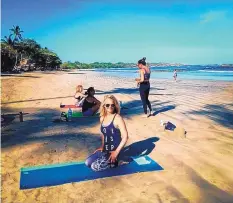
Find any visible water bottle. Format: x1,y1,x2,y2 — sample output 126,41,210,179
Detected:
19,112,23,122
160,120,164,126
68,108,72,121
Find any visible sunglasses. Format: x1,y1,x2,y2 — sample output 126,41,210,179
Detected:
105,104,115,108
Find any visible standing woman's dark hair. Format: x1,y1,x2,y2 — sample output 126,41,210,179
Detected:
138,57,147,66
135,57,153,117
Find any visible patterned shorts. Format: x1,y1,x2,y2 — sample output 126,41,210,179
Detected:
85,151,118,172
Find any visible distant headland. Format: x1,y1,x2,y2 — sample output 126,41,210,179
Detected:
61,61,233,70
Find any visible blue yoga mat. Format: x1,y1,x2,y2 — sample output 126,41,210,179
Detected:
20,156,163,189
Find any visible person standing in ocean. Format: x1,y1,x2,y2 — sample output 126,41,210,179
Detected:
173,69,177,81
135,57,153,117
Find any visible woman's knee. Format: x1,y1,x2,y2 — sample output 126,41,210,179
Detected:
85,151,101,167
85,153,97,167
85,157,92,168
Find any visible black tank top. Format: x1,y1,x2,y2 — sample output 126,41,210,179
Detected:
82,98,95,112
76,96,84,101
144,68,151,81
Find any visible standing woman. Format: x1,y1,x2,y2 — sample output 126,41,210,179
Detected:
135,57,153,117
85,95,128,171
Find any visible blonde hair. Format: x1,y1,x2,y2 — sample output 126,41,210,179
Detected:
99,95,120,117
76,85,83,93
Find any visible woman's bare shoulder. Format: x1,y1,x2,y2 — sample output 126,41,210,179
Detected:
115,114,124,122
100,116,104,123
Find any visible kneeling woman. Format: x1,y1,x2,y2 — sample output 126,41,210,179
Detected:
82,87,101,116
85,95,128,172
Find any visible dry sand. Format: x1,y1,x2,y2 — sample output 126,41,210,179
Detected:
1,70,233,203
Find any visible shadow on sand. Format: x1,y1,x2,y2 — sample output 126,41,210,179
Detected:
95,87,161,95
1,96,73,105
186,104,233,128
1,107,100,149
68,72,86,75
119,137,160,162
1,74,40,78
152,105,176,116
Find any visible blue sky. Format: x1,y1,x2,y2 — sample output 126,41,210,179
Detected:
2,0,233,64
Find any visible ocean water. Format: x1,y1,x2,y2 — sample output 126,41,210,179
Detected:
93,66,233,81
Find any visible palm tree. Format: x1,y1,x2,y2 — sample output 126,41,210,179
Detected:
10,25,23,43
7,25,24,67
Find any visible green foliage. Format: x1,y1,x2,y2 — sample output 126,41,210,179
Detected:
1,25,62,72
61,61,134,69
33,48,62,69
1,42,17,72
61,62,77,69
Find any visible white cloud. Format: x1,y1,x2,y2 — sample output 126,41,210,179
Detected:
200,10,227,24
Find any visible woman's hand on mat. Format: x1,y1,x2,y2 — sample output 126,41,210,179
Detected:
109,150,119,163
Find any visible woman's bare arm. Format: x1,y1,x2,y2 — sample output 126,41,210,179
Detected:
93,97,101,105
135,69,144,83
74,92,85,99
139,69,145,82
114,115,128,155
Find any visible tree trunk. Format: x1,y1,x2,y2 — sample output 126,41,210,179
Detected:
15,53,18,67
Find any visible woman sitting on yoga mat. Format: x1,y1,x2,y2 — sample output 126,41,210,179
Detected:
74,85,85,106
85,95,129,172
135,57,153,118
82,87,101,116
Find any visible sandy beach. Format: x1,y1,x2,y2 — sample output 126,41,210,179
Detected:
1,70,233,203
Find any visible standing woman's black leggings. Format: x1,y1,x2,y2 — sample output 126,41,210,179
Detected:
139,82,152,114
